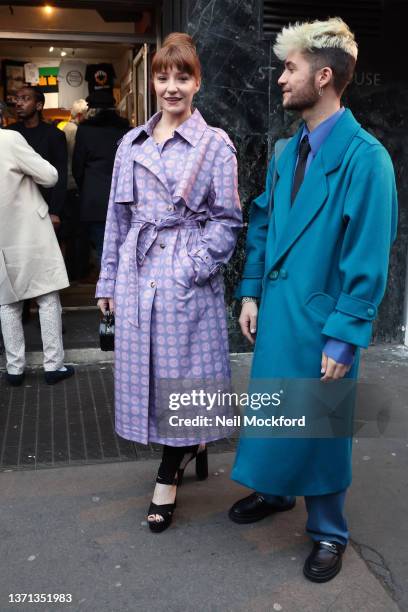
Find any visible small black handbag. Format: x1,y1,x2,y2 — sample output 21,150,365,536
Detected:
99,311,115,351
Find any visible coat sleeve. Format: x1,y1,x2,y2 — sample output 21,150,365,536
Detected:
95,142,131,298
234,155,275,298
190,143,242,286
322,144,398,348
48,128,68,216
12,131,58,187
72,126,85,189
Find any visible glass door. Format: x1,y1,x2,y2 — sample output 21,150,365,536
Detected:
132,43,153,126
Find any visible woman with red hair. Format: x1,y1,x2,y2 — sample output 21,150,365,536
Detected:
96,33,242,532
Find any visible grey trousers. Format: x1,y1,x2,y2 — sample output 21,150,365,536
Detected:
0,291,64,374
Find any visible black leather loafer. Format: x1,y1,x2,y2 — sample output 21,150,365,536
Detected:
303,540,345,583
5,372,25,387
44,365,75,385
228,492,296,524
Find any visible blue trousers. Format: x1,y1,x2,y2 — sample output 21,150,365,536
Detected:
262,489,348,547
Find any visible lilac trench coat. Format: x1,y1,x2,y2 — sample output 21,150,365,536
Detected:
96,109,242,446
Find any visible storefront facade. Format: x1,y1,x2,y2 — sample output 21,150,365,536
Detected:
182,0,408,345
0,0,406,344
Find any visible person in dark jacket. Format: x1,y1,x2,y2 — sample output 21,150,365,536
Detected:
8,85,68,231
72,95,130,265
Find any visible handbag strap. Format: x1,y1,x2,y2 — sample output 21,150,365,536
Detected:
267,137,291,217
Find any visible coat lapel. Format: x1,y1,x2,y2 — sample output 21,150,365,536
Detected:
268,109,361,272
114,127,143,204
270,152,328,270
171,145,203,205
272,131,301,239
170,110,208,205
114,114,172,203
131,136,172,195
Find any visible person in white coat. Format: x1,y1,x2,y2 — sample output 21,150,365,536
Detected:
0,114,75,386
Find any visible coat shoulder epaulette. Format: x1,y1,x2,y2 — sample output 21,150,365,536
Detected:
207,126,237,154
356,127,382,148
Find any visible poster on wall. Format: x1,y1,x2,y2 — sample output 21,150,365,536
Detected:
1,61,59,107
1,59,25,106
37,67,59,93
24,62,40,85
37,67,59,109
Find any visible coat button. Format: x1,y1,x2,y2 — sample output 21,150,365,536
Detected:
167,205,173,211
269,270,279,280
150,281,156,288
367,307,375,316
160,243,166,249
280,269,288,279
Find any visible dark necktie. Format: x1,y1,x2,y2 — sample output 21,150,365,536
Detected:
291,135,311,204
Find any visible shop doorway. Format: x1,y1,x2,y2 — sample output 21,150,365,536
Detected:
0,1,158,309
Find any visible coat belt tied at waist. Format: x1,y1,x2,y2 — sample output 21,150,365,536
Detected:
126,214,203,327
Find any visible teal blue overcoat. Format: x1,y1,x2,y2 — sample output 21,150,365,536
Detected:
232,109,398,496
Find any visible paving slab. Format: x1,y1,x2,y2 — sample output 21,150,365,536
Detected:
1,345,407,610
0,454,399,612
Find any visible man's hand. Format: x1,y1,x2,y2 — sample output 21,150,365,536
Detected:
97,298,115,314
50,214,61,230
239,301,258,345
321,352,351,382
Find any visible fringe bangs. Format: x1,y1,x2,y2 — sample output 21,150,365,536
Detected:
151,44,201,80
273,17,358,61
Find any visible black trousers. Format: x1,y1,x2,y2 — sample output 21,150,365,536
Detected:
157,444,199,485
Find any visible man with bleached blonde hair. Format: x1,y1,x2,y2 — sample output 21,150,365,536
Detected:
229,18,397,582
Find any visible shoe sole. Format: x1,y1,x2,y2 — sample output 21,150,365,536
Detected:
228,500,296,524
303,559,342,583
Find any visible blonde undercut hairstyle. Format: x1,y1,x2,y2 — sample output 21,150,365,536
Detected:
274,17,358,95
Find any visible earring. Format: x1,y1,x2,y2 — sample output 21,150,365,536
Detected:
318,86,324,97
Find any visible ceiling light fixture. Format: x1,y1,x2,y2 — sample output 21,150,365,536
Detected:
61,50,67,57
49,46,54,52
43,5,53,15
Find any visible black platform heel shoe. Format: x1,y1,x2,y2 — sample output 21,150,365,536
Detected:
177,446,208,486
147,478,177,533
147,501,176,533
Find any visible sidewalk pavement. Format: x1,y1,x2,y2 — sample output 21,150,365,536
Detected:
1,344,408,611
0,455,400,612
